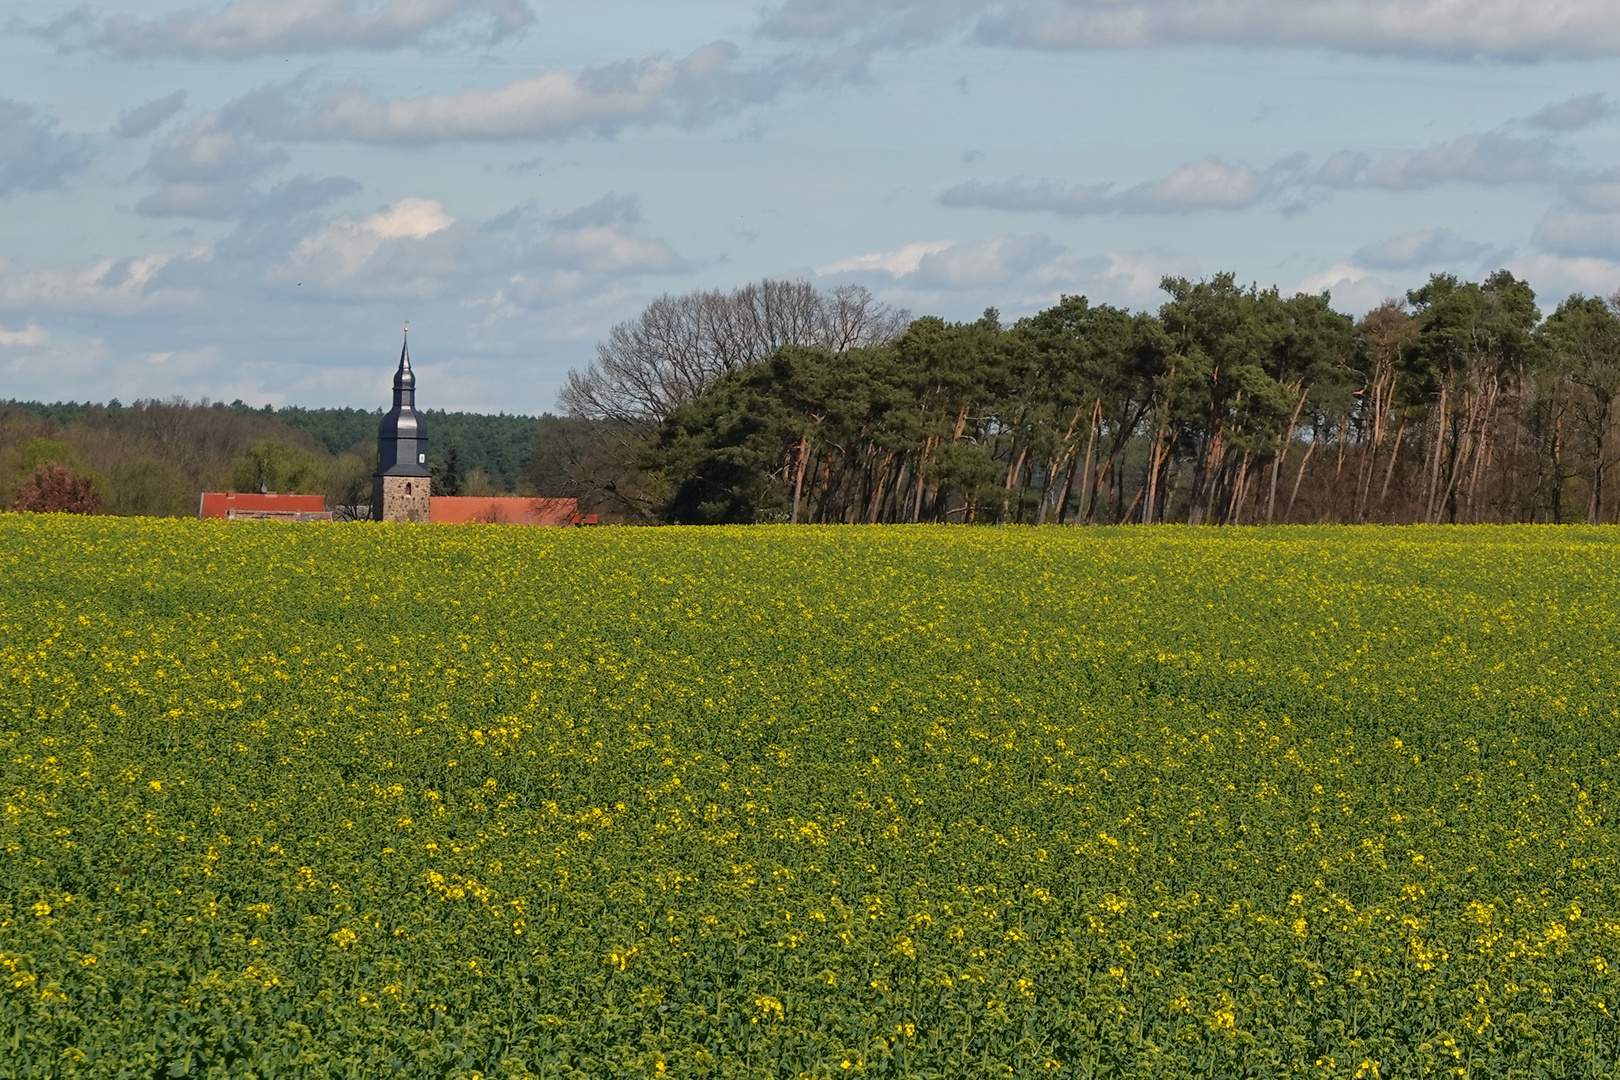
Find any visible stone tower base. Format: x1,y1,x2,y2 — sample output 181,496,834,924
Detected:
373,474,430,523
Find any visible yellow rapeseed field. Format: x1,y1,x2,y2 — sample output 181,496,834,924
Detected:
2,517,1618,1077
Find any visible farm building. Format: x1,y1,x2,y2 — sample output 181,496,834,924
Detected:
198,492,331,521
429,497,584,526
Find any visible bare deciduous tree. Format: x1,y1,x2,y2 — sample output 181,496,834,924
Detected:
560,280,910,423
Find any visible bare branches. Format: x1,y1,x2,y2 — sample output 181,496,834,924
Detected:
559,280,909,423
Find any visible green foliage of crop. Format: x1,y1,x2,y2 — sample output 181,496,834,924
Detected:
2,519,1619,1078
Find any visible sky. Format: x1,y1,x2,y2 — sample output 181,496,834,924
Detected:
5,1,1620,413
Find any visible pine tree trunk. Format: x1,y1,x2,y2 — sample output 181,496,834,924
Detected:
1379,422,1405,511
1286,439,1317,521
1076,400,1101,524
790,435,810,524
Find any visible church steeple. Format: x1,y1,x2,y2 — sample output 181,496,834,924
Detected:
373,326,432,522
376,327,429,477
393,332,416,395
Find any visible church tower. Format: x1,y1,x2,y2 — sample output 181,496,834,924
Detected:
373,329,431,522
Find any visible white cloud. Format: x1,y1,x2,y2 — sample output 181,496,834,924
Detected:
0,188,688,408
0,322,47,347
364,198,455,240
818,235,1067,292
550,192,642,230
1533,206,1620,259
274,197,454,288
544,227,678,273
114,91,187,139
1294,262,1401,315
0,337,111,396
0,254,200,314
0,100,91,198
136,112,297,219
139,183,227,219
61,0,533,58
1565,168,1620,212
1296,262,1373,292
1119,157,1259,211
1292,132,1563,195
1304,131,1562,198
266,192,686,304
0,332,255,406
1313,152,1365,188
1529,93,1612,132
146,114,287,184
762,0,1620,59
817,240,954,275
816,236,1213,317
982,0,1620,60
941,157,1261,217
144,345,222,375
1103,251,1200,297
237,41,800,144
908,235,1064,289
1354,228,1492,269
1353,132,1555,190
1505,253,1620,298
1231,132,1561,200
762,0,985,43
940,131,1561,224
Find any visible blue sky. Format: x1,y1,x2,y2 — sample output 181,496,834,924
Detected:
5,0,1620,412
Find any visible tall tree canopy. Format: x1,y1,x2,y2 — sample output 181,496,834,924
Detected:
560,279,911,425
623,271,1620,525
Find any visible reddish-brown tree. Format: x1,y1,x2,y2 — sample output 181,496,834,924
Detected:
11,462,101,514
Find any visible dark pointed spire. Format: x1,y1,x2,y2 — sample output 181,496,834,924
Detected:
395,323,415,391
375,322,429,477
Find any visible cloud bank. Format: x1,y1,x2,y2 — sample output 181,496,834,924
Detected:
1321,132,1556,190
248,191,684,304
37,0,532,57
1353,228,1492,269
225,42,807,144
765,0,1620,60
816,233,1199,306
0,252,202,314
942,157,1263,216
943,129,1565,222
135,112,303,219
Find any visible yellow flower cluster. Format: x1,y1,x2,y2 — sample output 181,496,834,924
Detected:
1,516,1618,1076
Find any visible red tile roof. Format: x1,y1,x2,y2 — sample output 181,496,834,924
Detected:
429,496,579,526
199,492,329,520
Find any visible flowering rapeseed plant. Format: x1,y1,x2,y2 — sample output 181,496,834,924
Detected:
1,517,1619,1076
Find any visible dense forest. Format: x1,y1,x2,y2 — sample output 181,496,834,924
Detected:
222,403,541,490
559,272,1620,526
0,399,550,517
9,271,1620,525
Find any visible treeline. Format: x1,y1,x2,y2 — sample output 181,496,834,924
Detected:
222,403,540,491
1,400,335,517
0,399,553,517
14,271,1620,526
560,273,1620,526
